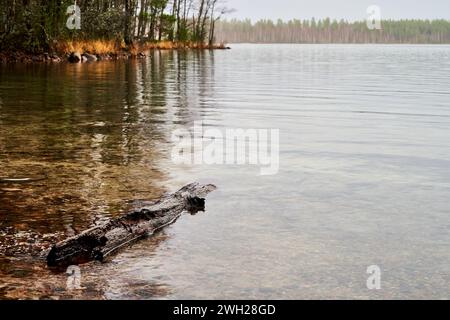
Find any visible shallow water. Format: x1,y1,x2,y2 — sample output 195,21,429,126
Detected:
0,44,449,299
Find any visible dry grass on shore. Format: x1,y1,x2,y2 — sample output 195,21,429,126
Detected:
55,39,120,55
54,39,228,56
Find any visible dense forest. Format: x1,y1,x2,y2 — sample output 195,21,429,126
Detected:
215,19,450,44
0,0,231,52
2,2,450,54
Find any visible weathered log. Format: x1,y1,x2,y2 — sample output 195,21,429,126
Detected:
47,183,216,267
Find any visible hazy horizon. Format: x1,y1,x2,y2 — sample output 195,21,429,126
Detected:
225,0,450,22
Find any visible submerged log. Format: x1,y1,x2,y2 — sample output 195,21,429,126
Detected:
47,183,216,267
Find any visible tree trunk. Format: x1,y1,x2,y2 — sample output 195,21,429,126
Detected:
124,0,133,45
46,183,217,267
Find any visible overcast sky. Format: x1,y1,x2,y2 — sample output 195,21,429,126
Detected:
225,0,450,21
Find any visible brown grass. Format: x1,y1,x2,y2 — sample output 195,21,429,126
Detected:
54,39,122,55
53,39,228,56
135,41,227,51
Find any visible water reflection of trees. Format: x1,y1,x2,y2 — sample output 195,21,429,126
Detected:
0,51,217,238
0,51,217,300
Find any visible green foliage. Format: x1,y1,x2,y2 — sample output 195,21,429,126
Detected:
0,0,225,52
81,8,124,40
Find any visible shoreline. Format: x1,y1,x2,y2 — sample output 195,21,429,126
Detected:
0,41,231,64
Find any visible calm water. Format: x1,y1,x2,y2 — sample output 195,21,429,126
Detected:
0,44,449,299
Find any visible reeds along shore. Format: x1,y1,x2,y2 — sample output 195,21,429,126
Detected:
0,40,231,64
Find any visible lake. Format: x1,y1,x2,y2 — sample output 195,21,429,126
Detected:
0,44,449,299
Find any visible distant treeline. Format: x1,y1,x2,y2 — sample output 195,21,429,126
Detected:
0,0,230,52
215,18,450,44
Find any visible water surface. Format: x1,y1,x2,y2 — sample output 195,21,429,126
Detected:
0,44,449,299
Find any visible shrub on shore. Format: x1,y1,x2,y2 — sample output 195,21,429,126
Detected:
0,40,230,64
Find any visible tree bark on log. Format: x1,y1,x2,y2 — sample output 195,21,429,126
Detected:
47,183,216,267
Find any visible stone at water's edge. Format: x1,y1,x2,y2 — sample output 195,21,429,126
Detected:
68,52,101,63
82,53,98,62
68,52,81,63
